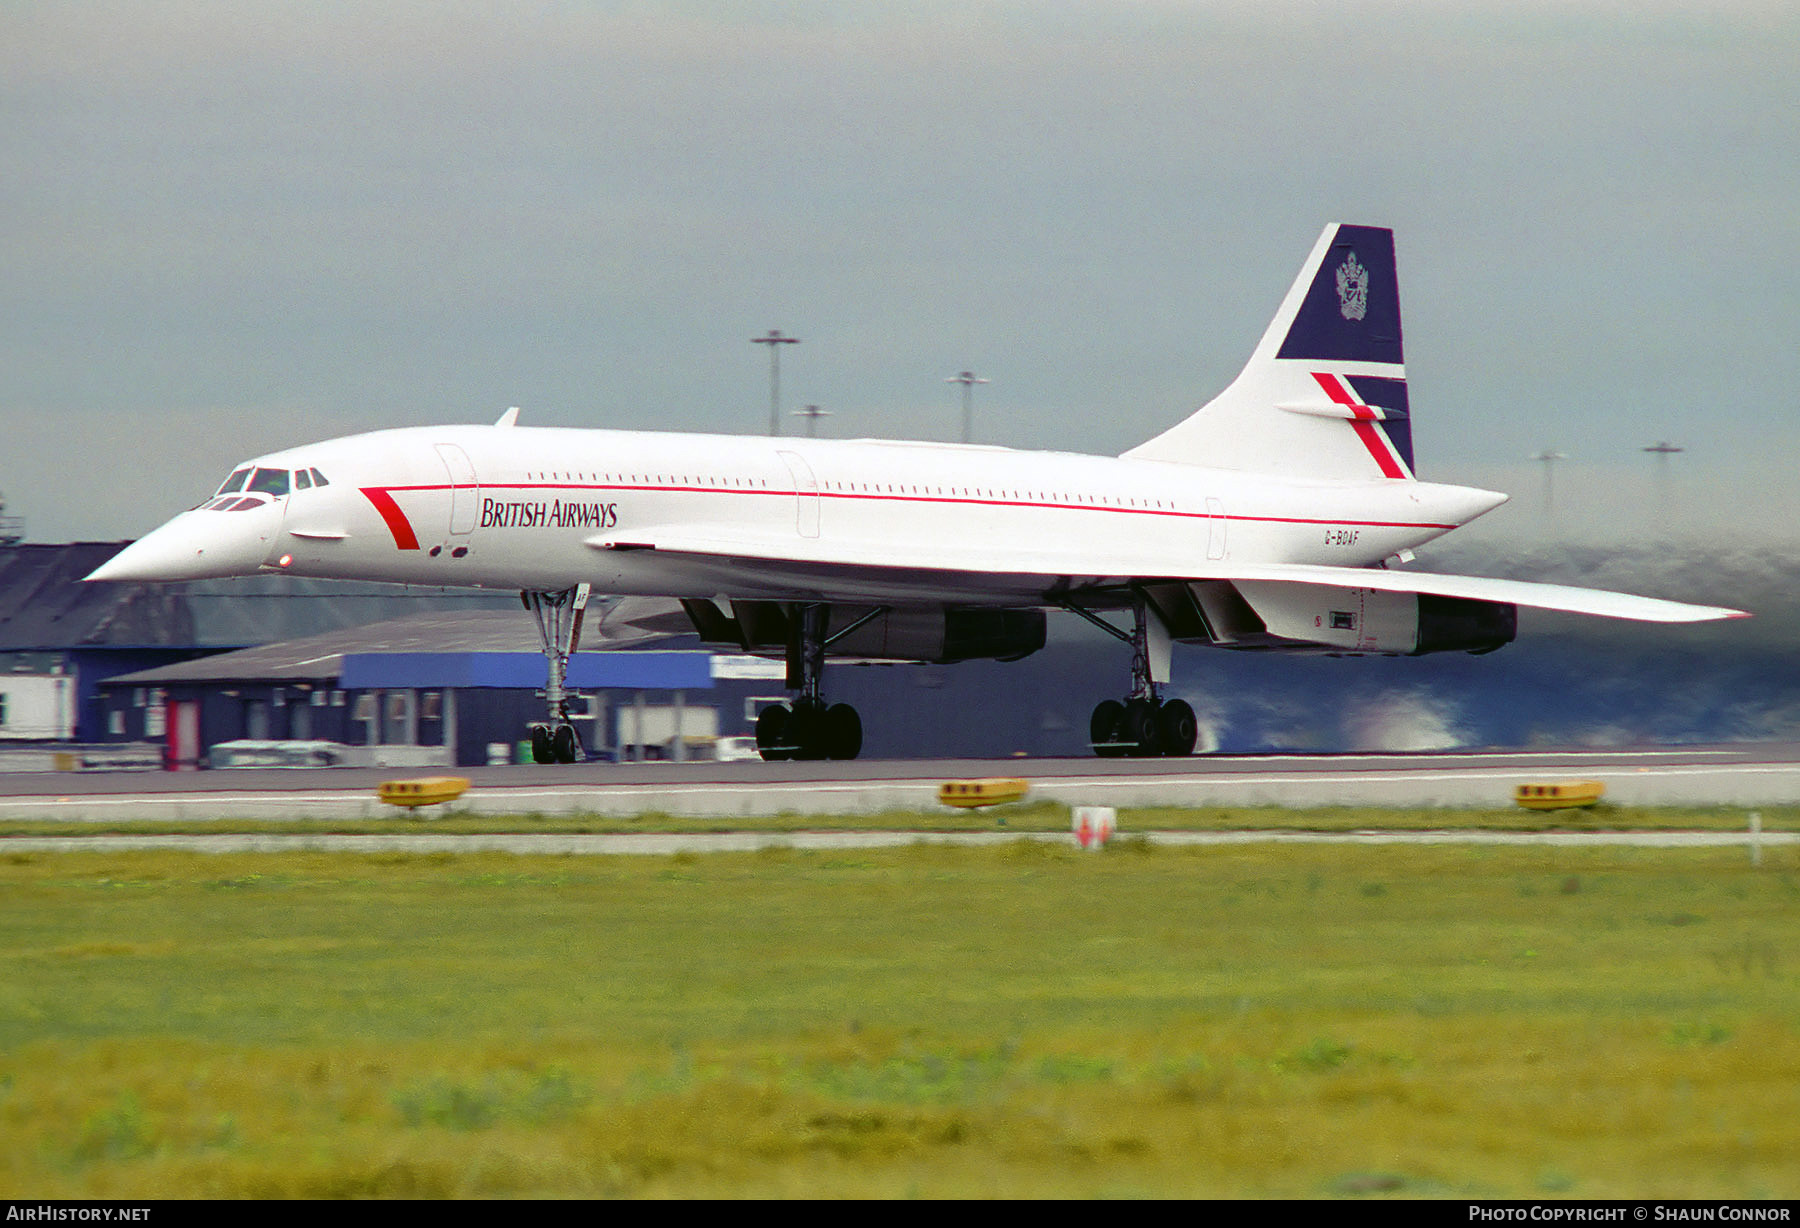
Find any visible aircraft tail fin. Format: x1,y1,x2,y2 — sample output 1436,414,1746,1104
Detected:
1124,223,1415,480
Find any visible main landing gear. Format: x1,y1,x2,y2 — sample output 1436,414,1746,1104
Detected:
1087,695,1198,759
1062,590,1199,759
524,585,589,764
754,602,866,761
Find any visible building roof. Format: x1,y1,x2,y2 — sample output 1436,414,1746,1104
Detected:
0,541,519,652
177,573,520,647
0,542,192,650
340,651,713,690
99,608,710,689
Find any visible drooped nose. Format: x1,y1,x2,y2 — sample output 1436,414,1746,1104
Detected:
84,505,281,582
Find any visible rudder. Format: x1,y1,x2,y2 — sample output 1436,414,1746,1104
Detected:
1276,223,1403,365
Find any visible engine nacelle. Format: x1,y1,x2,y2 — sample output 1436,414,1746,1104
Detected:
1215,583,1516,655
1414,594,1516,655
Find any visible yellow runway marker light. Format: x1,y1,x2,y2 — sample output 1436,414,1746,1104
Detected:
1513,780,1605,810
378,776,471,809
937,778,1029,809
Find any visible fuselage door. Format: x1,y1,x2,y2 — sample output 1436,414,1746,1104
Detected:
777,450,821,539
1206,497,1228,560
434,443,480,537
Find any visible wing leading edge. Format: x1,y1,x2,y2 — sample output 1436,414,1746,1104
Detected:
586,529,1745,624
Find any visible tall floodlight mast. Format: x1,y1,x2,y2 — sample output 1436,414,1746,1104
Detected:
1531,449,1567,514
792,404,832,437
946,370,988,444
752,330,801,436
1642,439,1684,520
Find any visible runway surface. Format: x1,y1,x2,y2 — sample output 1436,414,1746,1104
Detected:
1,743,1797,822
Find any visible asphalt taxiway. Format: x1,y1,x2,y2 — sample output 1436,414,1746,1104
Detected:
1,743,1797,823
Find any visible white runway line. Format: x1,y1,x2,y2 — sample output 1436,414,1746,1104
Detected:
1,829,1794,855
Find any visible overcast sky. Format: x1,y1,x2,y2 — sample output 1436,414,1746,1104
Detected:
4,1,1797,545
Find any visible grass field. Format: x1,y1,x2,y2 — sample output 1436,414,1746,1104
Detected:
2,835,1797,1198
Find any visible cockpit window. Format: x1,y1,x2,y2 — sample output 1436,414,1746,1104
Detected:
216,467,252,496
293,469,313,491
247,467,290,497
309,468,330,487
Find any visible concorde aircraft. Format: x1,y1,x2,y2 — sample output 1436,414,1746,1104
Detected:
87,224,1745,762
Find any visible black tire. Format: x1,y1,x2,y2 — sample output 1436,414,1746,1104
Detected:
824,703,863,760
530,724,554,765
1156,699,1198,757
755,705,793,762
551,723,579,764
1090,699,1126,757
787,702,828,761
1122,698,1161,757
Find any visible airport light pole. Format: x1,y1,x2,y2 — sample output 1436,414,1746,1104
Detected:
1531,449,1567,514
792,404,831,437
946,370,988,444
1642,440,1684,520
752,329,801,436
1643,439,1686,494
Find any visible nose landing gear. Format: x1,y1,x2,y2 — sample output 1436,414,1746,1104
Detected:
524,585,588,764
529,720,580,765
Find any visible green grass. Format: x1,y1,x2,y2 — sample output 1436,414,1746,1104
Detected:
2,840,1797,1197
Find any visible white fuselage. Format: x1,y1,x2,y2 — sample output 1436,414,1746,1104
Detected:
99,423,1504,606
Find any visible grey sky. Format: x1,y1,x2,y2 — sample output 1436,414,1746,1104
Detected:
4,1,1796,544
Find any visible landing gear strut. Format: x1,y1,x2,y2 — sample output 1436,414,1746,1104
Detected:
1062,589,1199,758
754,602,868,761
523,585,589,764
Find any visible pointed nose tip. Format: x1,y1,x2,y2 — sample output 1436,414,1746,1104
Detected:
83,533,205,583
83,511,274,582
83,551,137,583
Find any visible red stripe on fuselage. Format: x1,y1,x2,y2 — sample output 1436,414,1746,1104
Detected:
369,479,1455,533
360,487,420,550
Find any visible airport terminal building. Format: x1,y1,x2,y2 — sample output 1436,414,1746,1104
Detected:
94,609,787,767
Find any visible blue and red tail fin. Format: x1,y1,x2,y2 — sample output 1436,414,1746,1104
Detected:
1276,224,1404,365
1125,223,1416,480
